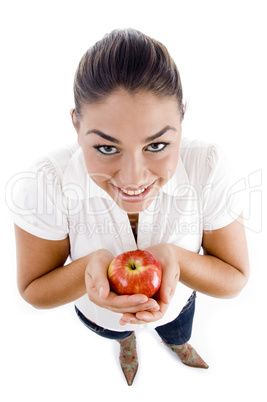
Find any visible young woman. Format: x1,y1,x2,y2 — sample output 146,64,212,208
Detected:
10,28,249,385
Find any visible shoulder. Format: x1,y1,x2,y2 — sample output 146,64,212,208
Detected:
179,137,226,181
6,145,80,240
29,143,80,183
180,137,222,163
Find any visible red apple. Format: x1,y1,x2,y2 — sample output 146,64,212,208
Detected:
107,249,162,298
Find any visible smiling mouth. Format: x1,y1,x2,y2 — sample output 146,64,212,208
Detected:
111,181,156,202
120,186,149,196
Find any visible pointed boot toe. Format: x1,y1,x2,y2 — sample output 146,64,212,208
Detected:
117,332,138,386
121,360,139,386
163,341,209,369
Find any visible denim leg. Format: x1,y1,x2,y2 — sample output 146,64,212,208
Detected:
155,291,196,345
75,306,133,340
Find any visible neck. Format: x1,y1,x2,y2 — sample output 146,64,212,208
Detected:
128,213,139,243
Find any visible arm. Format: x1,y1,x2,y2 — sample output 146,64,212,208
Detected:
121,215,250,324
179,214,250,298
15,225,87,308
15,225,158,313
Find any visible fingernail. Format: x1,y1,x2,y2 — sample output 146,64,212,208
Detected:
120,319,131,326
138,297,148,304
147,303,159,310
99,286,104,298
166,293,171,304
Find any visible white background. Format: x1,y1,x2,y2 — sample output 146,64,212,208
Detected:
1,0,266,400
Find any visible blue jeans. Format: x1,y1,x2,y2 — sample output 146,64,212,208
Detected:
75,291,196,345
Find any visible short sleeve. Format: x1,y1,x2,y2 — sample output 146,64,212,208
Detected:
202,145,243,231
6,158,69,240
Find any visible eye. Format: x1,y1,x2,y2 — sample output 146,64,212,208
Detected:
146,142,169,152
94,145,119,155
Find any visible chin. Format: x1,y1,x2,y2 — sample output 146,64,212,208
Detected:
123,194,159,213
118,201,150,214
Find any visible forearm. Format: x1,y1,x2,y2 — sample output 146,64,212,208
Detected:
173,246,249,298
22,256,89,309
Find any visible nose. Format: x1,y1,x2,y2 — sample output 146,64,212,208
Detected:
118,152,148,187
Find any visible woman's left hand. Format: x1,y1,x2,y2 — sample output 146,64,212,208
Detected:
119,243,180,325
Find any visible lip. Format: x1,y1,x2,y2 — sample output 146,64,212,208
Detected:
111,181,156,203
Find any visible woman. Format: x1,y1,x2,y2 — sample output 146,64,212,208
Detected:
10,29,249,385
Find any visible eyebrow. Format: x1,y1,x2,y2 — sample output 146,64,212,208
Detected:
86,129,121,144
145,125,177,142
86,125,177,144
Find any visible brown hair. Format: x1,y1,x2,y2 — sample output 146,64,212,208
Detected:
73,28,184,120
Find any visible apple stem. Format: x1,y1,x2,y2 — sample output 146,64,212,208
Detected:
128,258,137,270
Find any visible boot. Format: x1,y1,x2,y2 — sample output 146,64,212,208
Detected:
163,341,209,369
116,332,138,386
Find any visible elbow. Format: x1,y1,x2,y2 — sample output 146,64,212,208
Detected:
18,284,54,310
235,261,250,296
221,268,250,299
224,282,248,299
235,272,250,297
19,290,45,310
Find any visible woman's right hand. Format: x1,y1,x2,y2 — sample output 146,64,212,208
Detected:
85,249,160,315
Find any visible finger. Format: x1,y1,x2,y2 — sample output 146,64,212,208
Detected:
84,272,98,298
85,268,110,299
135,310,159,321
119,313,147,326
108,293,158,312
160,267,180,304
98,279,110,299
120,299,168,324
119,313,135,325
125,294,149,305
135,299,168,322
90,269,110,299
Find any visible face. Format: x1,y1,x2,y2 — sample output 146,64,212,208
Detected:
73,90,182,214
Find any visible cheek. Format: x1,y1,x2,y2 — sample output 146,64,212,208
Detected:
83,152,117,179
153,153,179,177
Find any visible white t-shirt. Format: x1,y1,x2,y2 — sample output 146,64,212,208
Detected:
7,137,242,331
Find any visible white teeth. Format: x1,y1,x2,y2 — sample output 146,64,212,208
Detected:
121,186,148,195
